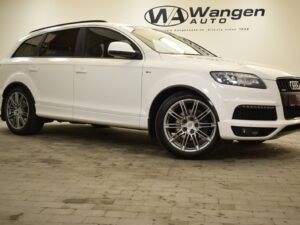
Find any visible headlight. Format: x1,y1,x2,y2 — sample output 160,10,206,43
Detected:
210,71,266,89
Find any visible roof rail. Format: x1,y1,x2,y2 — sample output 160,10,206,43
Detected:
30,20,107,33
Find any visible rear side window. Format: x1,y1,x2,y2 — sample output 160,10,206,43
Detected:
13,35,43,57
39,28,79,57
84,27,140,58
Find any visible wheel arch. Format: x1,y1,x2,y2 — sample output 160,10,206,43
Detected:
1,82,35,121
148,85,219,139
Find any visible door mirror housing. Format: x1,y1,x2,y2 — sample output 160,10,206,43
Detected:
108,42,140,59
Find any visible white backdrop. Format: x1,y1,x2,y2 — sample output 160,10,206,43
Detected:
0,0,299,75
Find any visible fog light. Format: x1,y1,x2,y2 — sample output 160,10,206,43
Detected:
232,126,276,137
241,127,259,136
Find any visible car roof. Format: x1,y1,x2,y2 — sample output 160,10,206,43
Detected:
18,21,134,43
29,20,132,36
30,20,108,33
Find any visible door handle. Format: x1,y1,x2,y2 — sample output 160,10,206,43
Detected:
75,67,87,74
29,67,39,72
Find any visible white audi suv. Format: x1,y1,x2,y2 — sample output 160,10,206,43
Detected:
0,20,299,158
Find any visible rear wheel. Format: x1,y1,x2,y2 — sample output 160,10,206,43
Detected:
155,92,220,159
4,87,44,135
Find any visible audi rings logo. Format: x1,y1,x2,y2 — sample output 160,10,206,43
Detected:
289,81,300,91
144,6,189,27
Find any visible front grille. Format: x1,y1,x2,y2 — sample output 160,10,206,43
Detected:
277,78,300,119
283,106,300,119
233,105,277,121
277,79,300,92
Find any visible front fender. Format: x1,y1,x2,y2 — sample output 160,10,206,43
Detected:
142,71,225,119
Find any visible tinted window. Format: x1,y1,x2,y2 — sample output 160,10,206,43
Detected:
40,28,79,57
84,28,140,58
13,35,43,57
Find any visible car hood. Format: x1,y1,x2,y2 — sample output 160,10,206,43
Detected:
159,55,296,81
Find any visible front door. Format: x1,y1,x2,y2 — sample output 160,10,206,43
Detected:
73,27,143,128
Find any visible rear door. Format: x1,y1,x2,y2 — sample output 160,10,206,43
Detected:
29,28,79,119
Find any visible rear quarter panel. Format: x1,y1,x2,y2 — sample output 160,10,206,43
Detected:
0,58,38,103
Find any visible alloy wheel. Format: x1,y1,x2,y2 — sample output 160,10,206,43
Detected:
163,99,217,152
6,92,29,130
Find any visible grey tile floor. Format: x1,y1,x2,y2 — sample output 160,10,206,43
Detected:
0,123,299,225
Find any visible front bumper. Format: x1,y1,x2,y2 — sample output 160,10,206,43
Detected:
216,79,300,140
219,119,300,140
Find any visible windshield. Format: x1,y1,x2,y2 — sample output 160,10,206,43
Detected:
124,27,216,57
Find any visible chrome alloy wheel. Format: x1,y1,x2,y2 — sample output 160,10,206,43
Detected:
6,92,29,130
163,99,217,152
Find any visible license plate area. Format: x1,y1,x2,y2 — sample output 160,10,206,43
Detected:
277,78,300,119
282,93,300,107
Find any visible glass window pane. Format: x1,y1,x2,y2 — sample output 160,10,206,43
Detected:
40,28,79,57
13,35,43,57
128,27,216,57
84,28,135,58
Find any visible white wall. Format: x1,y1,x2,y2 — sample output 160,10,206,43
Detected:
0,0,299,75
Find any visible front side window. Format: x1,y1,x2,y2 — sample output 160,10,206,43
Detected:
128,27,216,57
84,27,140,58
13,35,43,57
39,28,79,57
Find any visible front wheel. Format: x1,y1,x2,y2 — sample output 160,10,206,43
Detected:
155,92,220,159
4,87,44,135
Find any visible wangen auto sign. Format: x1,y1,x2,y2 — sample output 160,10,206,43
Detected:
145,5,266,27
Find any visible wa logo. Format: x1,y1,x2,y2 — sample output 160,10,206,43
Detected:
145,6,189,27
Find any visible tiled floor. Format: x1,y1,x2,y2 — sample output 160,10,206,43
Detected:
0,123,299,225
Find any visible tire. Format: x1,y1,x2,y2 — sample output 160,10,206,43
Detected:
155,91,220,159
4,86,44,135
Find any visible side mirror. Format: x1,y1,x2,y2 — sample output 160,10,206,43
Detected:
108,42,140,59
